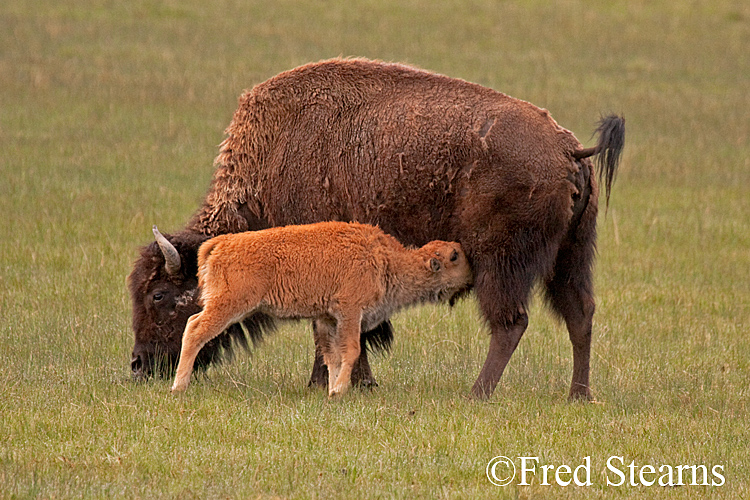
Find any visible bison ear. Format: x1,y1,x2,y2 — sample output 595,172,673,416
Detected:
428,257,441,272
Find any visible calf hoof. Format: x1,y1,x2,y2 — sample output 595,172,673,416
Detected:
328,383,350,398
171,378,189,394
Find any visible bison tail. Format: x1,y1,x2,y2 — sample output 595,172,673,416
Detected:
362,320,394,355
572,115,625,207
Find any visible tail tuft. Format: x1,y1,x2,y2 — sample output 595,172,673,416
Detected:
593,115,625,207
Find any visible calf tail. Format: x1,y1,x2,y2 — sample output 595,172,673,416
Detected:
197,237,220,268
196,237,221,293
573,115,625,207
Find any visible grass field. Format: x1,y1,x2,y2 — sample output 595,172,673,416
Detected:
1,0,748,498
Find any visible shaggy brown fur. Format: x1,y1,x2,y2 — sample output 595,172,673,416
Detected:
129,57,624,400
170,221,472,395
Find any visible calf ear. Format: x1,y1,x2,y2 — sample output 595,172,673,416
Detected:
428,258,441,272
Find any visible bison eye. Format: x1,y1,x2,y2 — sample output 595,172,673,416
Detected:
153,292,165,302
450,250,459,262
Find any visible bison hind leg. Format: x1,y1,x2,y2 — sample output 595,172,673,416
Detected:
544,201,598,401
470,251,536,399
545,268,595,401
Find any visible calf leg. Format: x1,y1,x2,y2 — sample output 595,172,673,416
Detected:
323,349,342,391
172,309,230,393
308,349,329,388
329,312,362,397
309,320,380,388
312,318,339,389
309,320,332,388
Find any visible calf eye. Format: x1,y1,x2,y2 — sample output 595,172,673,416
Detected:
450,250,459,262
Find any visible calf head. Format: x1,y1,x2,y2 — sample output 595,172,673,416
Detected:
419,241,474,304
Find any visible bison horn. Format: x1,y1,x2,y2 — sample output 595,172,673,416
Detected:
152,225,181,275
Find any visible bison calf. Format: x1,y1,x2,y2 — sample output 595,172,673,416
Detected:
170,221,472,396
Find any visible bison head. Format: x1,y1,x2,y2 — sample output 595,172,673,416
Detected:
127,227,207,379
128,227,275,380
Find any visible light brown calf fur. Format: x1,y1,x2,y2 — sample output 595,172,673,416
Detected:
171,221,472,396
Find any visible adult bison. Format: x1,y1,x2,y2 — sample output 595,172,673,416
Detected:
128,57,624,400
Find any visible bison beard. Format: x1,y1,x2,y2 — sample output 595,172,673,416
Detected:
128,58,624,400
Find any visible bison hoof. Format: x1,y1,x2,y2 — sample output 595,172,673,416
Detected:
568,387,594,402
470,382,495,400
308,376,328,389
356,378,378,390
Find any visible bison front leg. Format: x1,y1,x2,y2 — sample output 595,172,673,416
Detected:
471,310,529,399
349,345,376,388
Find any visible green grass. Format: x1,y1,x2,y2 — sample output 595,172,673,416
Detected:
1,0,748,498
